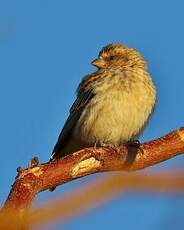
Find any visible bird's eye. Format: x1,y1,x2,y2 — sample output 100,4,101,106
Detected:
109,56,114,60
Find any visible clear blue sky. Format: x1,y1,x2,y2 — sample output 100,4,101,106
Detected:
0,0,184,229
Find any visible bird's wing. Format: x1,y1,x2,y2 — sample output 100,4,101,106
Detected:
50,76,95,160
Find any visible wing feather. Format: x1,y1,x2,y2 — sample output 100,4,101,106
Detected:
51,75,95,160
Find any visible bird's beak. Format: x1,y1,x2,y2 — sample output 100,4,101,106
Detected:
91,58,106,68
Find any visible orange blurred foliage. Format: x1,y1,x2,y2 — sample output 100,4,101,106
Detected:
1,170,184,229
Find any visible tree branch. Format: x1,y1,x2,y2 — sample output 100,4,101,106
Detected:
1,127,184,228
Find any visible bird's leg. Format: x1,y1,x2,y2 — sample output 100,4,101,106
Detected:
94,141,97,150
126,139,144,155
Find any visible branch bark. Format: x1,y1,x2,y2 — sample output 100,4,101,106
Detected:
1,127,184,229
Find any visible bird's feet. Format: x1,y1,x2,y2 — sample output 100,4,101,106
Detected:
99,142,121,153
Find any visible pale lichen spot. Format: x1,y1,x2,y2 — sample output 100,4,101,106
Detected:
71,157,101,176
135,151,145,160
23,183,31,189
178,129,184,142
31,166,43,176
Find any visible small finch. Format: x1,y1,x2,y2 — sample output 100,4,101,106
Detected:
51,43,156,161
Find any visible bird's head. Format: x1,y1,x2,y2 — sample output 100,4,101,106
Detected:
91,43,146,70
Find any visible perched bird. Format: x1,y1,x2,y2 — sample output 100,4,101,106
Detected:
50,43,156,161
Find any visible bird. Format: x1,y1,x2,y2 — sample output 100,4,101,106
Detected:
50,43,156,161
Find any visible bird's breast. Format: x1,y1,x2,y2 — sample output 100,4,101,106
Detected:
75,70,156,146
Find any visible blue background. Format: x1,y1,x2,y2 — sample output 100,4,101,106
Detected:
0,0,184,229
